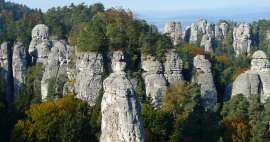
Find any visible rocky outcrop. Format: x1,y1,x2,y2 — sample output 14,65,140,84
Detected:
74,51,104,106
29,24,51,64
232,50,270,103
0,42,13,101
215,22,229,40
12,42,27,95
100,51,144,142
141,55,167,107
193,55,217,108
164,50,184,84
164,21,182,45
200,34,214,52
41,40,69,100
233,23,252,56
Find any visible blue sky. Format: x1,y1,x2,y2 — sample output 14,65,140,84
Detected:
7,0,270,12
7,0,270,30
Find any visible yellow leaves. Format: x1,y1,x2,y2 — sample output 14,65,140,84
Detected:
182,44,205,57
231,67,249,81
215,55,232,65
223,116,250,142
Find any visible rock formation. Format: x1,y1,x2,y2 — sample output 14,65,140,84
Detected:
29,24,51,64
233,23,252,56
12,42,27,95
74,51,104,106
164,21,182,45
100,51,144,142
232,50,270,103
200,34,214,52
193,55,217,108
164,50,184,84
141,55,167,107
41,40,69,100
215,22,229,40
0,42,13,101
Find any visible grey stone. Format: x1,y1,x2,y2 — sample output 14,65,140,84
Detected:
164,21,182,45
100,51,144,142
193,55,217,108
74,51,104,106
12,42,27,95
200,34,214,53
233,23,252,56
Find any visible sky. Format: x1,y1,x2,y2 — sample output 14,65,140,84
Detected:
6,0,270,30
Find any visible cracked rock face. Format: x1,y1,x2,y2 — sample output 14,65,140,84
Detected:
141,55,167,107
233,23,252,56
190,19,215,43
232,50,270,103
100,51,144,142
164,50,184,84
193,55,217,108
74,51,104,106
164,21,182,45
12,42,27,95
41,40,69,100
215,22,229,40
29,24,51,64
200,34,213,53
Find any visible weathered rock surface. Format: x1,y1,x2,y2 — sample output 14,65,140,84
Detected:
200,34,214,52
29,24,51,64
12,42,27,95
215,22,229,40
233,23,252,56
100,51,144,142
141,55,167,107
164,21,182,45
190,19,213,43
164,50,184,84
193,55,217,108
0,42,13,101
74,51,104,106
232,50,270,103
41,40,69,100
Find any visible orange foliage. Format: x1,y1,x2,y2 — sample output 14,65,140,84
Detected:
104,8,133,26
232,67,249,81
215,55,232,65
223,116,250,142
184,44,204,57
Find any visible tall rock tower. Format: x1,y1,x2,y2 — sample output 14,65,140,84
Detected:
100,51,144,142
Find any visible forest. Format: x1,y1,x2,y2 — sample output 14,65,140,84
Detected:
1,1,270,142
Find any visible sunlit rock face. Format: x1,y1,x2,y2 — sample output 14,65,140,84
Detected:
193,55,217,108
141,55,167,107
232,50,270,103
100,51,144,142
215,22,229,40
29,24,51,64
74,51,104,106
164,21,182,45
41,40,69,100
164,50,184,84
200,34,214,53
12,42,27,95
233,23,252,57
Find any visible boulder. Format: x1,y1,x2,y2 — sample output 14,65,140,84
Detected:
100,51,144,142
164,50,184,84
141,55,167,107
233,23,252,56
74,51,104,106
193,55,217,108
164,21,182,45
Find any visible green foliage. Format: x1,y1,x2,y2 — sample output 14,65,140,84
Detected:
47,75,68,101
11,95,96,142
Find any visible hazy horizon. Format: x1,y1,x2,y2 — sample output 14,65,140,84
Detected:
7,0,270,31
